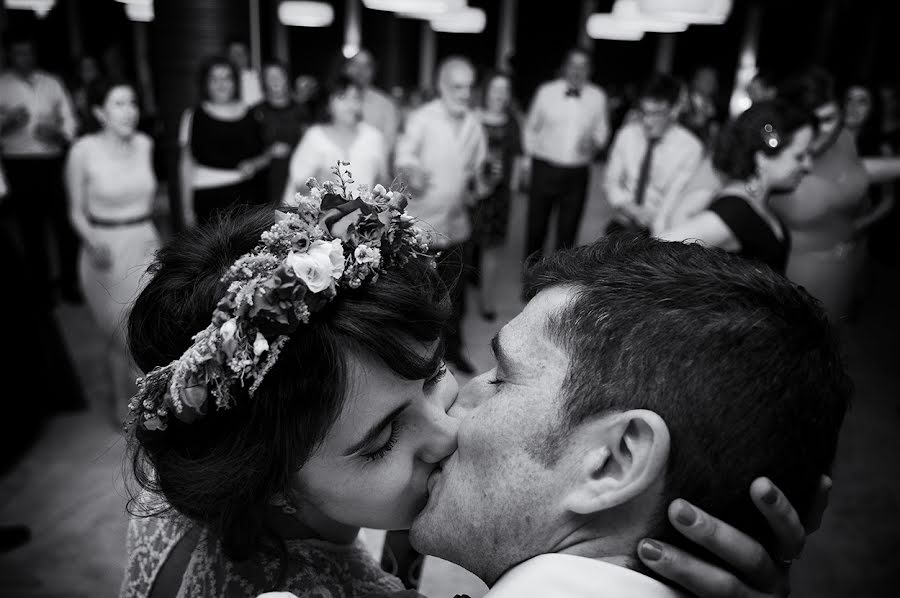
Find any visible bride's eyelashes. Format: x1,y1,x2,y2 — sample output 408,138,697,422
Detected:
365,419,405,462
363,363,448,462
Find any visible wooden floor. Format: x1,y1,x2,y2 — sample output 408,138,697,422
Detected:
1,169,898,597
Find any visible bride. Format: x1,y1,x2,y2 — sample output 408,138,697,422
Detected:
121,164,822,598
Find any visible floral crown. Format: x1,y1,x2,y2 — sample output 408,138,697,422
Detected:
126,162,433,432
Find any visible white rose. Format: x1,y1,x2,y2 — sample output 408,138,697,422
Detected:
253,332,269,356
220,318,238,342
372,183,387,197
306,238,345,279
285,250,332,293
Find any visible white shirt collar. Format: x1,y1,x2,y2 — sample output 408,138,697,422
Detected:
486,554,686,598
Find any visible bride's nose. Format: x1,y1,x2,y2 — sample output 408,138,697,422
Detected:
419,409,459,464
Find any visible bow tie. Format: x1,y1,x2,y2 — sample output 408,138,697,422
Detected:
565,87,581,98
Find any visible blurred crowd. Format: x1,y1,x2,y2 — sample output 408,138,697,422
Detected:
2,31,900,439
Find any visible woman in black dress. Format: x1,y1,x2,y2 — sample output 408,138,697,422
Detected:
471,71,523,319
179,56,271,226
659,100,815,274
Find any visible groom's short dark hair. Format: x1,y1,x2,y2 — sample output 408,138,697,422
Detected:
524,235,851,557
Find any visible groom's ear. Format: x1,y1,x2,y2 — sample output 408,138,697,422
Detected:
561,409,670,516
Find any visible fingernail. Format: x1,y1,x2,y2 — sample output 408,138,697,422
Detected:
762,487,778,505
675,502,697,526
639,540,663,562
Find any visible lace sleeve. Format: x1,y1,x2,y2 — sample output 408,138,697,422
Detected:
119,496,192,598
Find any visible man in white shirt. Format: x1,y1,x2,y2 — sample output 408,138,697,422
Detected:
604,73,704,237
523,47,609,261
410,237,847,598
0,35,79,305
344,49,400,152
227,39,263,107
394,55,491,377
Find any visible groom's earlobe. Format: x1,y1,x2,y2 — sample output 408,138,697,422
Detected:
562,410,670,516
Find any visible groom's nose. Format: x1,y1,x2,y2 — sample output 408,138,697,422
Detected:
419,408,459,464
449,377,489,419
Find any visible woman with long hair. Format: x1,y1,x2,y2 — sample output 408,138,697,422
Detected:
470,70,523,320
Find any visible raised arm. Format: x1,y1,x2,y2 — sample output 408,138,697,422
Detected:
657,209,740,253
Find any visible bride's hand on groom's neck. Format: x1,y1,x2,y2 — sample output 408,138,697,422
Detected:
635,475,832,598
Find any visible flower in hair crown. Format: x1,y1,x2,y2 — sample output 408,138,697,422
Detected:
126,161,434,432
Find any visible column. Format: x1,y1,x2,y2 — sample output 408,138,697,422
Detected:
419,22,436,92
496,0,518,71
654,33,676,74
151,0,245,230
728,0,762,118
344,0,361,58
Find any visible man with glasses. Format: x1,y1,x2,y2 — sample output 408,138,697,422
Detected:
604,73,704,236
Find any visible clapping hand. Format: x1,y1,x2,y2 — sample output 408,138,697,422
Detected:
397,165,430,198
33,120,65,145
0,105,30,135
269,142,292,159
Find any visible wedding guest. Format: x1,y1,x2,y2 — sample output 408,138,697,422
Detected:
70,55,103,135
771,68,873,319
679,66,721,151
179,55,270,226
65,79,160,426
522,47,609,261
282,74,386,203
253,61,310,205
604,73,704,237
118,195,821,598
344,49,400,152
395,56,492,376
0,34,79,305
227,39,263,107
659,100,814,274
471,71,523,321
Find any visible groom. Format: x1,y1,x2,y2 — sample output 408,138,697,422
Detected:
410,235,850,597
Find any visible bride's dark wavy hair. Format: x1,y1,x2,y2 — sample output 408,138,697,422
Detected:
124,204,451,562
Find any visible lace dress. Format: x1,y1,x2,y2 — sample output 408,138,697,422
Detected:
119,496,408,598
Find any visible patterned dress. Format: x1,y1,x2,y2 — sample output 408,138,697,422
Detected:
472,112,522,248
120,495,410,598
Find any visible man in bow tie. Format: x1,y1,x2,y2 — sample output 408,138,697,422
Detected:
522,47,609,266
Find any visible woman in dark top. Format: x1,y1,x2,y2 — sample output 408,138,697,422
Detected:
471,71,523,319
179,56,270,226
659,100,815,273
253,61,309,205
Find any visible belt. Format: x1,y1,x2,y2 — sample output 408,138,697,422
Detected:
88,213,153,227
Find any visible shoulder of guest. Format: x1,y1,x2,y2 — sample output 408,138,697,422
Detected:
358,120,384,142
669,123,704,147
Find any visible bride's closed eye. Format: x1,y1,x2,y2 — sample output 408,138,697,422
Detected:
364,419,405,462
